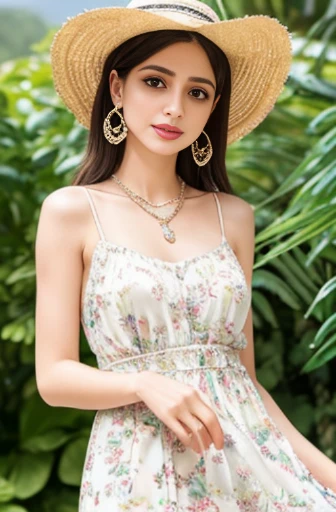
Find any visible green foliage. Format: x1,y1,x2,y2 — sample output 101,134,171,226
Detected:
0,1,335,509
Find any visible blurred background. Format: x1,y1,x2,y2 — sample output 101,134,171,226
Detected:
0,1,335,511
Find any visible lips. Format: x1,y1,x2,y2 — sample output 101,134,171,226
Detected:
152,125,183,140
153,124,183,134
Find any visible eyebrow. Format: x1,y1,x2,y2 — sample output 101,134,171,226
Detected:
138,64,215,90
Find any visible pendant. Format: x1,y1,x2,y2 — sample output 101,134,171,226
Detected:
161,222,176,243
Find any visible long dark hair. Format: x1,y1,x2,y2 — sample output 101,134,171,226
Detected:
71,29,233,194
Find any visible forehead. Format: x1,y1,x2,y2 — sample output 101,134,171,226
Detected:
135,40,214,76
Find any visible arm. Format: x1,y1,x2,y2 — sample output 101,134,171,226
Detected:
229,195,336,492
35,186,142,410
255,379,336,491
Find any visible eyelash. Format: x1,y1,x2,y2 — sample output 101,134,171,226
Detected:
143,77,209,100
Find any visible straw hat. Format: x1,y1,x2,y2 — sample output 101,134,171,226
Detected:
50,0,292,145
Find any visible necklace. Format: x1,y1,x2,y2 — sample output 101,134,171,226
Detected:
111,174,186,244
111,174,182,207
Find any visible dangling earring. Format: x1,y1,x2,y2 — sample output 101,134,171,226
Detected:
103,103,128,145
191,130,213,166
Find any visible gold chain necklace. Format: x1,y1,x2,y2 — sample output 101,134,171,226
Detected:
111,174,183,208
111,174,186,244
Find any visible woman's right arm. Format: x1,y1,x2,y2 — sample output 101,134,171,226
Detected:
35,186,142,410
35,186,224,454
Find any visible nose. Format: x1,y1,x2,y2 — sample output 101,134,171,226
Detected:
163,91,184,120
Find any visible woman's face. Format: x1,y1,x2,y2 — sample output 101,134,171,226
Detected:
109,41,220,156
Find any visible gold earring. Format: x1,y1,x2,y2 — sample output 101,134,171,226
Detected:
191,130,213,166
103,103,128,145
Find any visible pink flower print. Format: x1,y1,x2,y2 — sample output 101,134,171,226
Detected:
164,463,174,478
85,452,94,470
164,505,177,512
192,305,200,316
212,452,224,464
209,287,217,298
261,445,271,456
111,417,123,426
153,325,167,337
196,497,220,511
178,298,187,310
96,294,104,307
274,504,288,512
223,433,236,448
172,318,181,330
104,482,113,498
138,317,150,340
223,374,231,388
225,321,234,334
94,491,100,506
104,447,123,465
237,492,260,512
152,283,164,301
236,466,252,480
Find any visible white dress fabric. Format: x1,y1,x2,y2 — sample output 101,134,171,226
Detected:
79,186,336,511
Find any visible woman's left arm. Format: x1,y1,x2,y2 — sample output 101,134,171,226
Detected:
229,194,336,493
254,376,336,491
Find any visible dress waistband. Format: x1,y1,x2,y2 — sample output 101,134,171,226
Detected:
100,343,247,374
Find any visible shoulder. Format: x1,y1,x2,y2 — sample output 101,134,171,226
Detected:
41,185,89,217
217,191,254,223
216,192,255,255
37,186,91,252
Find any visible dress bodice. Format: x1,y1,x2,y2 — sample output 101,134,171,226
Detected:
80,186,251,372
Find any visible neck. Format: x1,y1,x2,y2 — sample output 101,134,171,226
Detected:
113,133,184,203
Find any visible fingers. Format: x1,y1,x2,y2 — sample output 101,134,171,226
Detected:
190,391,225,451
171,418,196,449
181,414,213,454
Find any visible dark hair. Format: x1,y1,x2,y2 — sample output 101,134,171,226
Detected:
71,29,233,194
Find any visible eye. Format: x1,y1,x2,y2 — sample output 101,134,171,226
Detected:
190,89,209,100
144,77,165,88
143,77,209,100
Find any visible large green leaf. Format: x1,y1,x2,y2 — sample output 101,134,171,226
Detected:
0,478,15,503
305,276,336,317
313,313,336,348
302,333,336,372
25,108,58,134
252,270,301,309
251,290,279,327
0,506,28,512
21,428,74,453
58,437,88,486
255,208,336,267
20,393,94,442
8,452,54,499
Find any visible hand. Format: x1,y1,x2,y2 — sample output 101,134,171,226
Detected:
134,371,225,455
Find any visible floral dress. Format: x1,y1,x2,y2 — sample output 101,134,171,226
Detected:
79,186,336,511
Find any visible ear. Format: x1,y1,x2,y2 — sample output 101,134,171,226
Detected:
109,69,123,106
211,94,221,114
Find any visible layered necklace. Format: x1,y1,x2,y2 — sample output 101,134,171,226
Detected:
110,174,186,244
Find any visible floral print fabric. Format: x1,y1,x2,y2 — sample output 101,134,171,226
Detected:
79,188,336,511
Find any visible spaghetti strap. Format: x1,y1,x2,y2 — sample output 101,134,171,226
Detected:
82,187,106,242
213,192,226,243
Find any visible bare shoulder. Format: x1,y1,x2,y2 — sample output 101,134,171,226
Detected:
41,185,88,221
216,192,255,254
38,186,90,248
217,191,254,221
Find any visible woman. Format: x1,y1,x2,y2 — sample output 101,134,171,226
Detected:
34,0,336,509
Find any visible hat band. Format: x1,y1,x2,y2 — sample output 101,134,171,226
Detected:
135,3,215,23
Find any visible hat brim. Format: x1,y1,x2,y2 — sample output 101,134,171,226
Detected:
50,8,292,145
